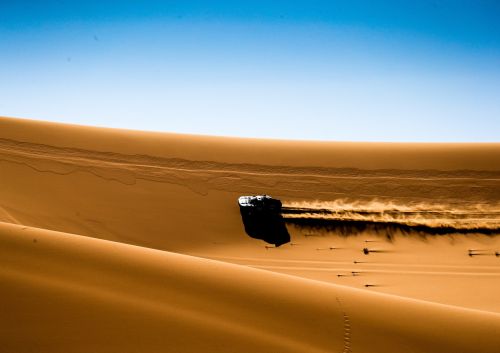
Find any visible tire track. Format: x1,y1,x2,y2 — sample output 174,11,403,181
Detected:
1,137,500,204
336,297,352,353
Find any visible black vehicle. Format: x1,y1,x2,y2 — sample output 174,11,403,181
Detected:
238,195,290,246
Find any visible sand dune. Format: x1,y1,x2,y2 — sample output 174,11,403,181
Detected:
2,222,500,353
1,116,500,352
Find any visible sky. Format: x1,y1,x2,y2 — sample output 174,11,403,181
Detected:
1,0,499,142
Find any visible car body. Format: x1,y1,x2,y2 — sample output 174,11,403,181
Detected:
238,195,290,246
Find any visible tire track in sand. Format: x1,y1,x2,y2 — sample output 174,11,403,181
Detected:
336,297,352,353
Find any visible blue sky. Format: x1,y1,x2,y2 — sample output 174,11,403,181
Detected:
1,1,499,141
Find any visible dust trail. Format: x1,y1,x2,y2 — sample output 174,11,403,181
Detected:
282,200,500,236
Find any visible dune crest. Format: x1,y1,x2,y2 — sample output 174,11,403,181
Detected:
1,116,500,352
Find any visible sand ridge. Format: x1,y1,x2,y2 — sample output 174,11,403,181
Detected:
2,221,500,353
1,116,500,352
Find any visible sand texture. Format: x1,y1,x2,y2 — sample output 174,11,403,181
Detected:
1,116,500,352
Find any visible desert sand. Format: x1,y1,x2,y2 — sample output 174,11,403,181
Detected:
1,115,500,352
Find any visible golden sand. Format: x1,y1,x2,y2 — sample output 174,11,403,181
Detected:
1,116,499,352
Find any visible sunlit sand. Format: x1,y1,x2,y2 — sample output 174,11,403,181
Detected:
1,116,500,352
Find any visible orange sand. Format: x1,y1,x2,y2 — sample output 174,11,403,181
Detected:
1,115,500,352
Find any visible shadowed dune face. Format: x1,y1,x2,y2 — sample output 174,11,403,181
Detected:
1,116,500,352
2,222,500,353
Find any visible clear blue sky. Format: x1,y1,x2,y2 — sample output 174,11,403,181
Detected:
1,1,499,141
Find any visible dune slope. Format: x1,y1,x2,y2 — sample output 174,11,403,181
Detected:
1,116,500,352
2,222,500,353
